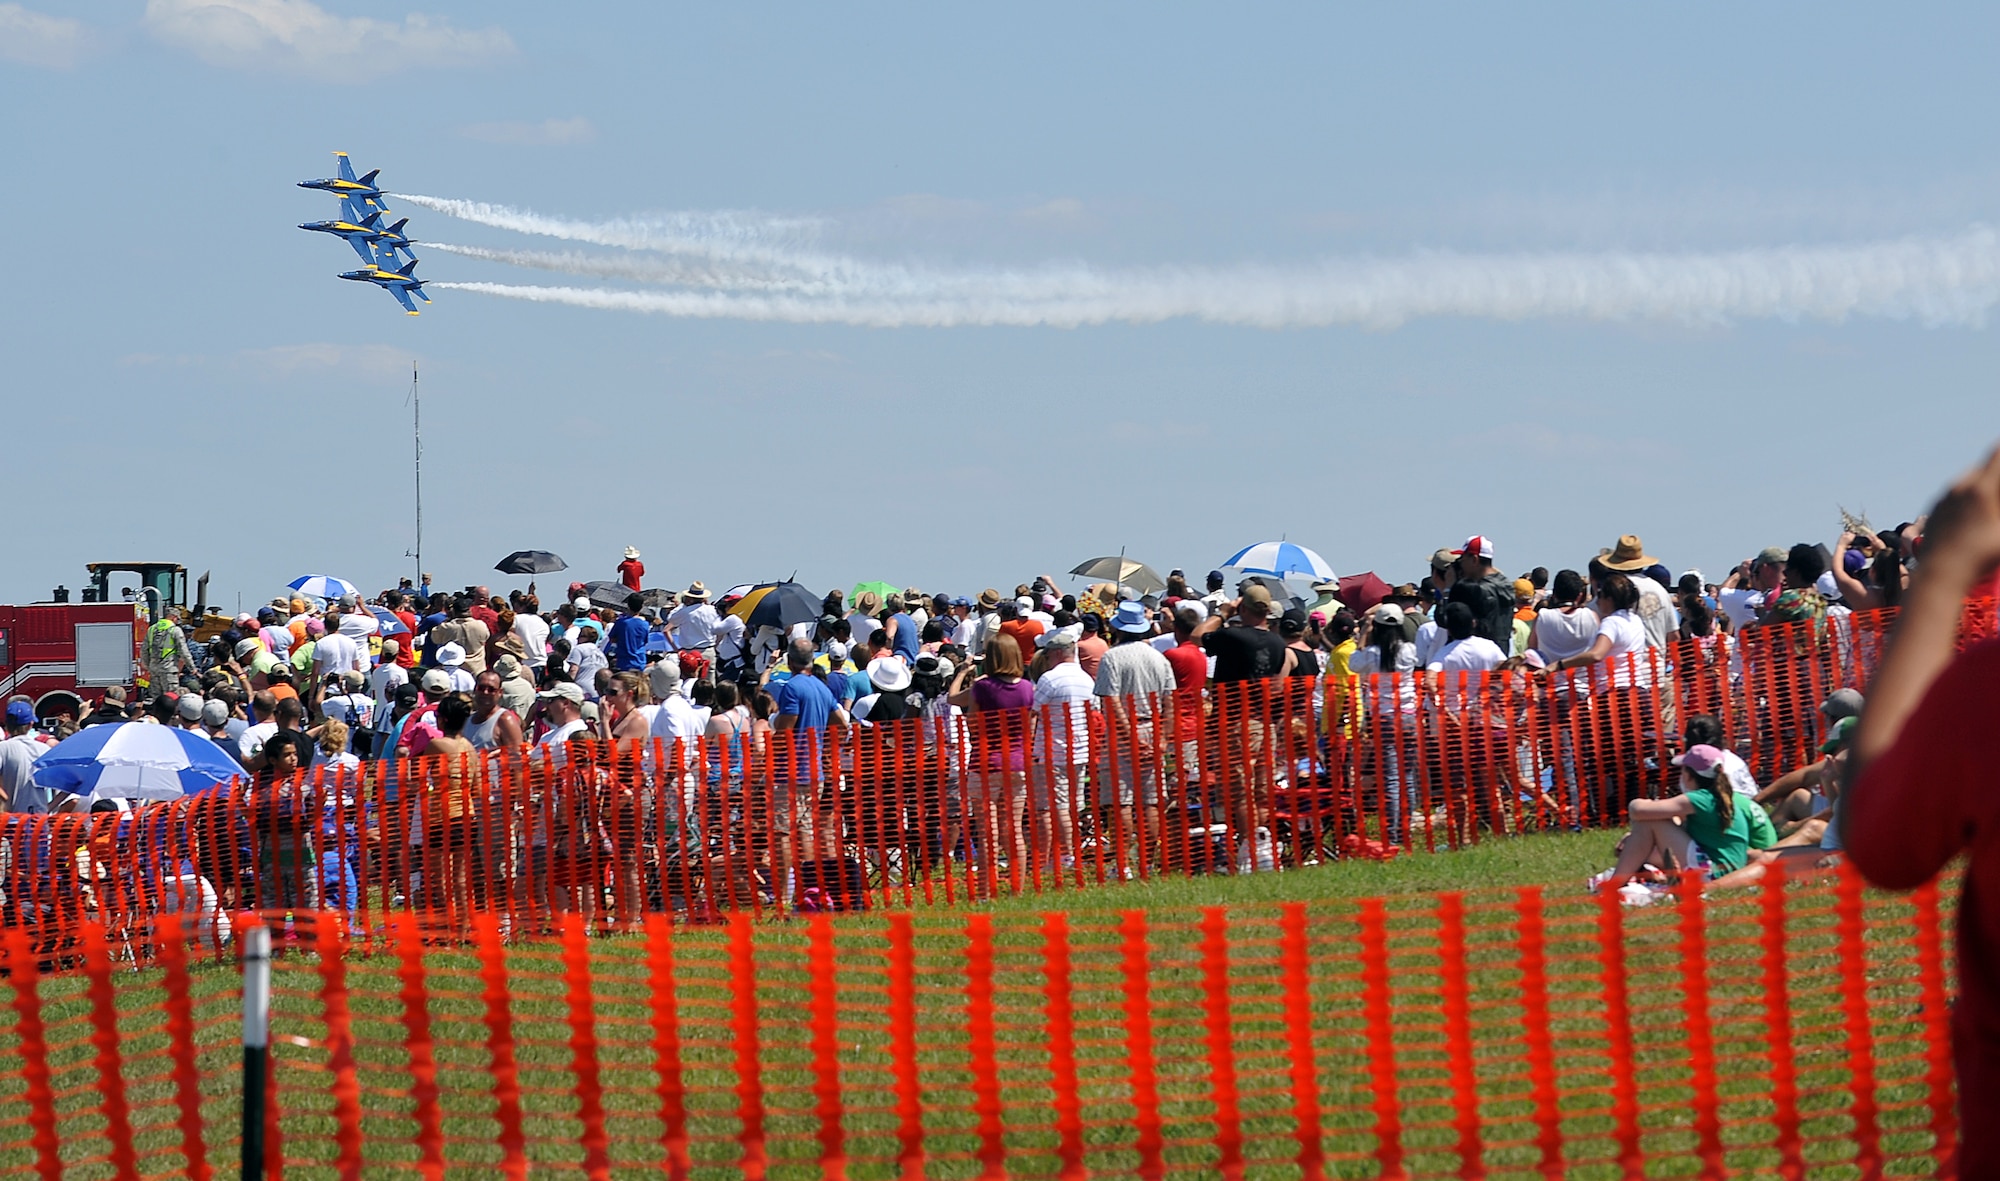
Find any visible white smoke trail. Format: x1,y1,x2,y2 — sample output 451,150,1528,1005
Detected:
431,226,2000,329
395,193,828,269
424,241,803,290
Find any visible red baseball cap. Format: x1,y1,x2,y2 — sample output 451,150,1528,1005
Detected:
1451,535,1494,560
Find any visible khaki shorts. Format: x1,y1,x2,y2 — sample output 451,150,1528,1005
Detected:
1097,722,1164,807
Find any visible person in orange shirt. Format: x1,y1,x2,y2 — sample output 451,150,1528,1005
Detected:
998,598,1044,660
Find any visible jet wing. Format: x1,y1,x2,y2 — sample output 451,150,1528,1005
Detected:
347,234,379,264
390,285,420,315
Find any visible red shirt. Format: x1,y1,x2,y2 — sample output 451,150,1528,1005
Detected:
1163,639,1207,691
470,604,501,634
1164,640,1208,741
1847,637,2000,1172
393,611,419,668
618,559,645,591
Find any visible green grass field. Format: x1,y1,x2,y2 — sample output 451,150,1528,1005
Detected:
0,832,1954,1180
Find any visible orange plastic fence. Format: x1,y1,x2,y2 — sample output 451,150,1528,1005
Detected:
0,864,1959,1178
2,601,1992,948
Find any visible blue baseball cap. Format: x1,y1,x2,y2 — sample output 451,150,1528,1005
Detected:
6,701,36,727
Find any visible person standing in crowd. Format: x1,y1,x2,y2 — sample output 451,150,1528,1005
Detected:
1347,603,1420,840
512,594,549,672
951,633,1035,887
430,596,491,678
771,639,844,908
1445,535,1516,651
1529,570,1599,668
669,583,720,665
1032,630,1093,874
0,701,49,813
565,626,608,697
1595,535,1679,649
1847,444,2000,1173
143,607,193,701
1193,583,1291,867
1093,601,1176,877
883,594,922,666
618,546,645,592
607,593,651,673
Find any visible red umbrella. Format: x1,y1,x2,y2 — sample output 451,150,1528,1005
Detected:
1334,572,1391,613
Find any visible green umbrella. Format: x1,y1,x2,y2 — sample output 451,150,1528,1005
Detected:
851,580,898,605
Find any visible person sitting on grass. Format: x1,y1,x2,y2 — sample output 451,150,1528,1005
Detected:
1590,744,1754,895
1706,717,1851,889
1753,688,1863,833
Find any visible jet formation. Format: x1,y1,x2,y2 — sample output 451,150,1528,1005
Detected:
297,153,430,314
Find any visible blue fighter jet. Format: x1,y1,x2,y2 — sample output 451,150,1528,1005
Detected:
297,152,387,214
338,253,430,315
299,209,418,263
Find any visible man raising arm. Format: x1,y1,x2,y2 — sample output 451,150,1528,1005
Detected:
1844,443,2000,1174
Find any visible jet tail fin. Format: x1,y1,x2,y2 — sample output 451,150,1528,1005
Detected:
358,168,381,188
387,217,409,238
397,257,419,277
360,210,383,228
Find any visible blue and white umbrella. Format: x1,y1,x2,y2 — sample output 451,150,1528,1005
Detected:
31,722,244,803
288,574,358,600
1222,541,1336,581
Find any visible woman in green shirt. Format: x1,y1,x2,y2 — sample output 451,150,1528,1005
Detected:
1597,743,1752,889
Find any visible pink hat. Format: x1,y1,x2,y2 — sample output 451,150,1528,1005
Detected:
1672,744,1725,776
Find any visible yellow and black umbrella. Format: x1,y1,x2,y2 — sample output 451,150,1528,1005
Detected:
725,581,823,631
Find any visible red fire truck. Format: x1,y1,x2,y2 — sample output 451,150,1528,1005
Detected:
0,563,219,722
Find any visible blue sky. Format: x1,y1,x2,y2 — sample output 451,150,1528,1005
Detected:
3,2,1999,607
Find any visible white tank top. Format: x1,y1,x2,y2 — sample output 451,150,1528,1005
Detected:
463,710,503,750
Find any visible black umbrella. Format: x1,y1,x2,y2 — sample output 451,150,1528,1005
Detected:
495,550,568,576
725,581,823,631
580,580,676,611
1236,574,1307,609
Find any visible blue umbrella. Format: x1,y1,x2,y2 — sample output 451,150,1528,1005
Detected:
1222,541,1336,581
31,722,245,802
289,574,359,600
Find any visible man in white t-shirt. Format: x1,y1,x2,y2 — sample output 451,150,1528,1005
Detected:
649,662,706,745
1033,632,1095,867
369,641,410,708
1717,546,1787,630
668,584,722,653
1092,604,1176,875
514,600,551,671
313,614,365,682
535,682,589,751
321,671,374,732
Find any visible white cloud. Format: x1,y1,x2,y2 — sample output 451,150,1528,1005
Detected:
460,116,596,147
0,4,88,68
125,344,419,380
237,342,416,379
144,0,513,80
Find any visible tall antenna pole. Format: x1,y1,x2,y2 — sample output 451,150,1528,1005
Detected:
411,362,423,588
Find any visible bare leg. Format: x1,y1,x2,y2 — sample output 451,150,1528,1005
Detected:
1608,817,1695,885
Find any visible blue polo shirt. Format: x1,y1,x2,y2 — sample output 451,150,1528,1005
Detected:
606,613,651,671
773,672,837,783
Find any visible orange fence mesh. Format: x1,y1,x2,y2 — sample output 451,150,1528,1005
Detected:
2,600,1990,946
0,865,1960,1178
